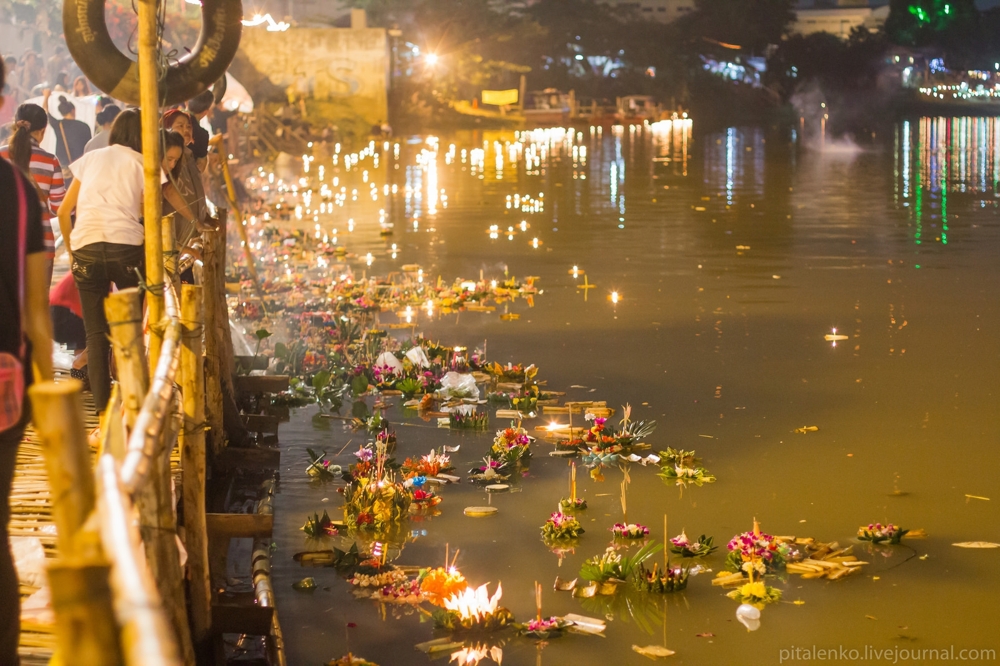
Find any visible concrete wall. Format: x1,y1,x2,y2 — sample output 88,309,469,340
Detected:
792,5,889,37
237,26,388,127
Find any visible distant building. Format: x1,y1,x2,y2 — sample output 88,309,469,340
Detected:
601,0,696,22
792,1,890,38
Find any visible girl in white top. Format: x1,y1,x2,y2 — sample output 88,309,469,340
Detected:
56,109,190,416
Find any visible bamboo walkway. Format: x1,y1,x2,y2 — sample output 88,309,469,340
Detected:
12,374,184,663
13,373,96,663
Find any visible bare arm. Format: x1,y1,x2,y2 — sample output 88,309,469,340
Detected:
24,253,53,382
164,182,195,223
57,178,80,259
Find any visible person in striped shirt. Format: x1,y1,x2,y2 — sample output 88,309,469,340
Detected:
0,102,66,264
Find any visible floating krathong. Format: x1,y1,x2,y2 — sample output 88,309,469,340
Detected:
419,566,468,607
560,497,587,511
726,580,782,608
611,523,650,540
857,522,908,544
513,616,572,639
489,426,532,465
541,511,585,540
579,542,663,585
305,447,341,479
400,449,453,479
725,521,790,577
669,532,717,559
434,583,514,632
301,510,339,537
634,562,689,593
468,456,511,483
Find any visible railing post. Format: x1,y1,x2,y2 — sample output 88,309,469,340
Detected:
105,288,149,436
202,219,226,454
27,380,95,554
180,284,211,642
138,0,164,372
46,562,123,666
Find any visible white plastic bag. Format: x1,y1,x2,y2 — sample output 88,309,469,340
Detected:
405,346,431,368
375,351,404,373
438,372,479,400
10,536,46,588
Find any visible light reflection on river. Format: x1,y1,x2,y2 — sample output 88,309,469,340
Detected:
267,118,1000,665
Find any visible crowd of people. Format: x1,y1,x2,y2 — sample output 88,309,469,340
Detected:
0,55,233,662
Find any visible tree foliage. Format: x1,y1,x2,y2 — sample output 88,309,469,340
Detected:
670,0,797,54
884,0,977,46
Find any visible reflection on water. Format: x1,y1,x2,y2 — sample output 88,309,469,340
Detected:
897,117,1000,246
270,119,1000,666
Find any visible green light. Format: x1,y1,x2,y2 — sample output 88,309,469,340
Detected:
944,3,950,13
915,265,921,268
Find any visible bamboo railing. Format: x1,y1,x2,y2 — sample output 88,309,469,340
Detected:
25,216,213,665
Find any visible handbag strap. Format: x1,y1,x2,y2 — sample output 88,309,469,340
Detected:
58,121,74,164
13,166,28,360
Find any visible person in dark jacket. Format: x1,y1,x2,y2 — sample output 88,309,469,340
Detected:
0,57,54,666
43,89,92,170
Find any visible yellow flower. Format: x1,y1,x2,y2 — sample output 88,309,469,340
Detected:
741,581,768,599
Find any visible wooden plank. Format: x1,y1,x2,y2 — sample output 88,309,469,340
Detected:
213,447,281,472
233,375,290,395
206,513,273,539
241,414,280,434
234,356,269,372
210,603,274,636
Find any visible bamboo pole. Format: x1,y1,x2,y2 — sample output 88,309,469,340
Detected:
47,562,123,666
202,221,225,453
180,284,211,642
138,0,164,372
27,380,95,556
95,453,181,666
106,289,149,433
151,391,195,665
219,157,267,305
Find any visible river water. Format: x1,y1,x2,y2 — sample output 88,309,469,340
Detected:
265,119,1000,665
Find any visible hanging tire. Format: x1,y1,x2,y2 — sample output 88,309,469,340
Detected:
63,0,243,106
212,74,228,105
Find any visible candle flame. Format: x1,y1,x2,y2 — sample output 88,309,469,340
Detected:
443,582,503,622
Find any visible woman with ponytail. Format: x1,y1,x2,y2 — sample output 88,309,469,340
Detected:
0,102,66,265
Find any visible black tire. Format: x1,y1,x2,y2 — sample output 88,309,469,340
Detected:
63,0,243,106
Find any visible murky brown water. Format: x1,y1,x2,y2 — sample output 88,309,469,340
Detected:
265,119,1000,666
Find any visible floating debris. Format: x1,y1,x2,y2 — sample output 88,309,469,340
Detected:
464,507,499,517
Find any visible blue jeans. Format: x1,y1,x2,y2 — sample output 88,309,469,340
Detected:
71,243,144,413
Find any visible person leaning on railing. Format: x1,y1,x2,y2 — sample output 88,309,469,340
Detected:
57,109,193,424
0,57,55,666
